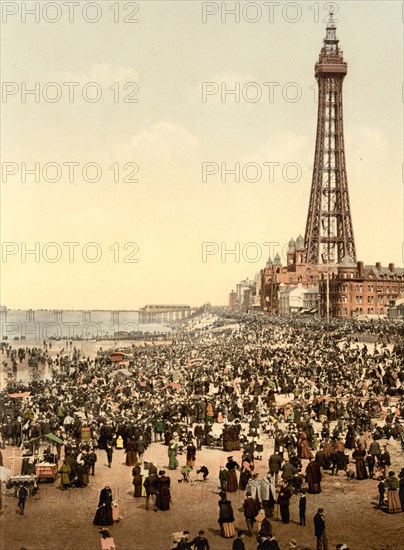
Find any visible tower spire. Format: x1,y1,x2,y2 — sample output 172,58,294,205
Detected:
324,9,338,53
304,14,356,265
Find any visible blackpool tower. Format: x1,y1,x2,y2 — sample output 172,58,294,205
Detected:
304,11,356,265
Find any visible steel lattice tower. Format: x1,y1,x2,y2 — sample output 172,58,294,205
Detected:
304,11,356,265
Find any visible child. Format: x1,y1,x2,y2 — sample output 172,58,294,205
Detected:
99,528,116,550
112,501,121,523
255,507,266,533
377,480,385,508
196,465,209,481
299,490,306,526
180,465,192,482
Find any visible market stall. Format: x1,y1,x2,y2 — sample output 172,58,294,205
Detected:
26,433,64,482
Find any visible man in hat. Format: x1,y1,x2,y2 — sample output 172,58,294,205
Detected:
232,530,245,550
190,530,210,550
105,443,113,469
257,534,280,549
136,435,146,464
175,531,192,549
17,483,29,515
243,491,258,536
299,489,307,526
313,508,328,550
268,451,283,487
144,469,159,511
380,445,391,476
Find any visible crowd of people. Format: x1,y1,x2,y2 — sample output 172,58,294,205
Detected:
0,311,403,549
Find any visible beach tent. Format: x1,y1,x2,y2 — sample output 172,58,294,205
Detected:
28,433,64,445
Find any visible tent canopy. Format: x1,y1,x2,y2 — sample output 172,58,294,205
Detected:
28,433,64,445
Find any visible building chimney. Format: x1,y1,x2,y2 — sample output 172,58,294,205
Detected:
389,263,395,273
357,261,364,277
376,261,381,271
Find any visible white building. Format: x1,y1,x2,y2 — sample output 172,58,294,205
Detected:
279,283,305,315
303,288,320,313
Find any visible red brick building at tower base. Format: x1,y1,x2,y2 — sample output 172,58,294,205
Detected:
260,251,404,318
255,13,404,319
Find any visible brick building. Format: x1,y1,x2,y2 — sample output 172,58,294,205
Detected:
319,259,404,318
260,237,403,318
260,236,326,314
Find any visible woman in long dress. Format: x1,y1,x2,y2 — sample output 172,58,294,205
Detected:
168,441,178,470
125,439,138,467
352,446,368,480
305,459,322,494
93,484,114,526
239,458,252,490
58,460,71,491
226,457,240,493
156,470,171,511
218,491,235,538
132,465,143,498
344,425,356,450
299,431,313,460
384,471,401,514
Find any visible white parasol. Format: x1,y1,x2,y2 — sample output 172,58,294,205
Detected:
0,466,12,481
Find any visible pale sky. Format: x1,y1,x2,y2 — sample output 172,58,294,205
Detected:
1,0,403,309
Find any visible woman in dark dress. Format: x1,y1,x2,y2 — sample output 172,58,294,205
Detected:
344,425,356,450
125,438,138,467
156,470,171,511
93,484,113,526
305,459,322,494
352,446,368,480
226,457,240,493
218,491,235,538
132,465,143,498
239,457,252,490
277,482,292,524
